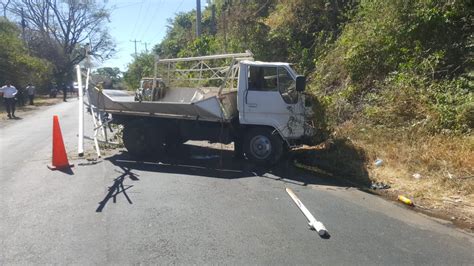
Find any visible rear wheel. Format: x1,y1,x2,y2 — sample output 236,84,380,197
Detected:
123,121,164,159
244,127,285,165
163,125,186,152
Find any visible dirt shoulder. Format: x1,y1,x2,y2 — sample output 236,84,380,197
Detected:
0,95,64,125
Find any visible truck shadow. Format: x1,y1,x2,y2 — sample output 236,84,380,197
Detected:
104,143,363,189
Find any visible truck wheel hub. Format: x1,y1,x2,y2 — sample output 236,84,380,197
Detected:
250,135,272,159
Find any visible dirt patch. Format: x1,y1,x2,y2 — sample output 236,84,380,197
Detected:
0,95,63,122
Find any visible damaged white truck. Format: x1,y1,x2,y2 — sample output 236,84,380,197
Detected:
89,52,316,165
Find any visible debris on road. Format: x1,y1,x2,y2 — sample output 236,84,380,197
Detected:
398,195,414,206
191,155,220,160
285,188,329,237
374,159,384,167
370,182,391,190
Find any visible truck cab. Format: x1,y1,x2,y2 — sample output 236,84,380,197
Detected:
238,61,310,141
235,61,313,164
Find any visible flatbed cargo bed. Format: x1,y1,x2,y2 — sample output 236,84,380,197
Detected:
88,87,237,122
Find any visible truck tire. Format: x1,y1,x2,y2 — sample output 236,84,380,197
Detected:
163,125,186,152
123,122,164,159
244,127,285,165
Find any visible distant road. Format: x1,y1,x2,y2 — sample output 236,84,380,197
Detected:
0,100,473,264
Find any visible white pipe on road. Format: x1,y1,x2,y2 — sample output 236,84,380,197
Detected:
76,65,84,157
286,188,328,236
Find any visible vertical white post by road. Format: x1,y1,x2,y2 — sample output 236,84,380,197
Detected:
76,65,84,157
85,68,90,93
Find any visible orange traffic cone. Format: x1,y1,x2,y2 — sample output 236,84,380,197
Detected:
47,115,74,170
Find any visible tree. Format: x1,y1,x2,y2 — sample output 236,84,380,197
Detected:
0,18,52,89
9,0,115,84
93,67,122,89
265,0,355,74
154,12,196,58
123,53,154,89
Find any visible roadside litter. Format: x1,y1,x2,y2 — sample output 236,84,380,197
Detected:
412,173,422,179
370,182,391,190
285,188,329,237
191,155,220,160
374,159,384,167
398,195,414,206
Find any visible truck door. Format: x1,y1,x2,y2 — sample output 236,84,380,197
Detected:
241,65,304,138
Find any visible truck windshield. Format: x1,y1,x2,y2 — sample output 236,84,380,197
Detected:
248,65,298,104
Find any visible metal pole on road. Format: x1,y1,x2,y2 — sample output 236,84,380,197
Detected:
76,65,84,157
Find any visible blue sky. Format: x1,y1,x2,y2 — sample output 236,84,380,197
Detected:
102,0,201,70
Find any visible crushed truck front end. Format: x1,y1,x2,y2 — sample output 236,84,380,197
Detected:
237,61,316,146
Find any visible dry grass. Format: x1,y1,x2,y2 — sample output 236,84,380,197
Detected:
0,95,63,120
295,121,473,227
336,121,474,223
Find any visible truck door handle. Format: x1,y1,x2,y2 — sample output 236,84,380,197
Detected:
248,103,257,108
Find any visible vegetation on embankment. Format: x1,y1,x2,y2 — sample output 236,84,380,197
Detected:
123,0,473,223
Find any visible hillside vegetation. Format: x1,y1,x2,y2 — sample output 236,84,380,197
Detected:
124,0,473,224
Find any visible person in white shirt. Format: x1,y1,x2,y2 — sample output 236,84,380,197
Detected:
0,81,18,119
26,83,36,105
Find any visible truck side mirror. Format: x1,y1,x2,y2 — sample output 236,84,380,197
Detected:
296,75,306,92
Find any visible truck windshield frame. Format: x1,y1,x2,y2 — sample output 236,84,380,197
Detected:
248,65,299,104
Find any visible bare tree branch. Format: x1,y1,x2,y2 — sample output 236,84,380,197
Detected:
0,0,12,18
9,0,115,83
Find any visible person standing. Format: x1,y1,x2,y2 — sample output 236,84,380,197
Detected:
62,83,67,102
0,81,18,119
26,83,36,105
16,86,25,106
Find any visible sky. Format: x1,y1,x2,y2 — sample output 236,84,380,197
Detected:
101,0,202,71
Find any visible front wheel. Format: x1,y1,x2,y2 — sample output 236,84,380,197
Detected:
244,127,285,165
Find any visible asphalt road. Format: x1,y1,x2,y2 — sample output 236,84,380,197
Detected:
1,100,473,265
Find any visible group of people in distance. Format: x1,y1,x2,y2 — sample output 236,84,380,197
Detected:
0,81,36,119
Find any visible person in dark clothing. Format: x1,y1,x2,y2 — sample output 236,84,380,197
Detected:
26,83,36,105
16,87,25,106
0,81,18,119
62,83,67,102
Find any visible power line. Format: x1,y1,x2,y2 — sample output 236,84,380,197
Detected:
150,0,185,44
142,42,150,53
135,0,154,40
139,0,163,42
130,0,146,37
174,0,185,14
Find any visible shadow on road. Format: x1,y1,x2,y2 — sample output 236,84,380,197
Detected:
96,165,139,212
107,143,358,185
55,167,74,175
95,143,370,212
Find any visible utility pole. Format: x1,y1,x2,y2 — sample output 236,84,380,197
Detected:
85,43,91,69
130,39,141,57
20,8,26,42
143,42,150,53
196,0,201,38
211,2,216,35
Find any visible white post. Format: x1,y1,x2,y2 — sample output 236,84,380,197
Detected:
76,65,84,157
286,188,328,236
85,68,90,93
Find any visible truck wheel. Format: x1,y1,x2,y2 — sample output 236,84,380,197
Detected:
163,126,186,152
244,128,285,165
123,122,163,159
